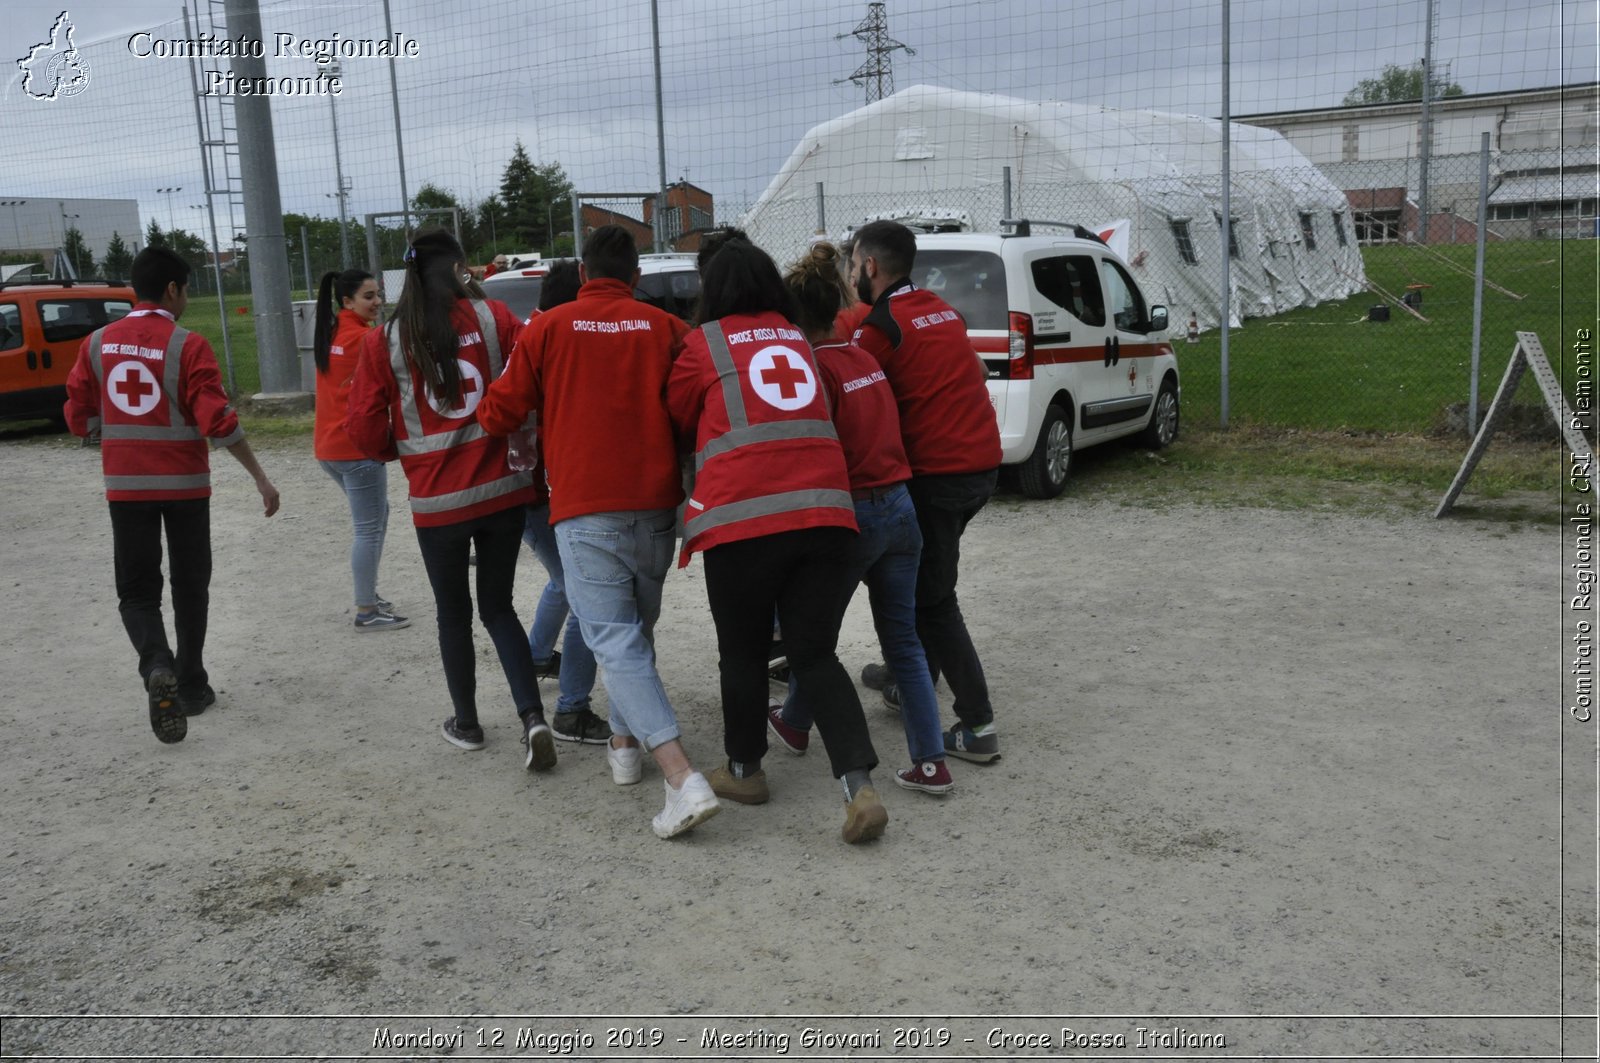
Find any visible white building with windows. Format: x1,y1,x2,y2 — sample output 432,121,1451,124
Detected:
1239,84,1599,242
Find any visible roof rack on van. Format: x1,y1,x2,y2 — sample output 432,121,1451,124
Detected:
999,219,1106,245
0,277,124,290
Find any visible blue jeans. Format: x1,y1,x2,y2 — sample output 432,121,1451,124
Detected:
782,484,943,762
554,509,681,750
522,505,599,714
320,458,390,609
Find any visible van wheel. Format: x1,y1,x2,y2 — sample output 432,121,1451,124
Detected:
1141,377,1180,449
1017,404,1071,499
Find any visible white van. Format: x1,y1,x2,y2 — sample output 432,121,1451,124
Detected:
909,223,1180,498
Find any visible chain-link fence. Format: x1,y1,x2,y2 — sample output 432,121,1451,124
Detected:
3,0,1592,425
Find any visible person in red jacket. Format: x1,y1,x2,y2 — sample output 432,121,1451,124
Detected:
344,229,554,767
668,237,887,845
765,241,953,794
312,268,407,632
478,224,719,840
63,246,280,743
849,220,1004,764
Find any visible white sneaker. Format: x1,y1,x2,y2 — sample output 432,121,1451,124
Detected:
651,771,720,839
607,741,643,785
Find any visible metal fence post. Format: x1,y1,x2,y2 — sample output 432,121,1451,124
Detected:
1468,131,1489,436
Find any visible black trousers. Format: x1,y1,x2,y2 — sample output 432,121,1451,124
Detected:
414,504,544,729
109,498,211,699
703,526,877,778
907,469,997,728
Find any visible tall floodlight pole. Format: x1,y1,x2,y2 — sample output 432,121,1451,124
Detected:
1219,0,1231,429
224,0,300,395
382,0,411,236
158,187,182,232
650,0,669,253
1418,0,1436,242
325,60,353,267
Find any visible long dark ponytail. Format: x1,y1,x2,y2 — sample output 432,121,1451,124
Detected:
388,229,468,405
312,268,375,374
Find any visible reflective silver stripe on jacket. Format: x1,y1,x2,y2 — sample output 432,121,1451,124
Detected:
691,320,838,472
408,473,530,514
683,488,854,541
103,473,211,492
694,418,838,473
390,300,499,457
90,325,203,442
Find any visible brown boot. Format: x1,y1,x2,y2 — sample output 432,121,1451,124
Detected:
842,785,888,843
707,764,770,805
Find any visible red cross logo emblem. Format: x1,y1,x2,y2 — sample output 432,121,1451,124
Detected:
106,360,162,417
426,358,486,420
748,346,816,411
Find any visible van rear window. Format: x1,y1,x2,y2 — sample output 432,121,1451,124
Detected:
911,250,1007,330
40,299,133,344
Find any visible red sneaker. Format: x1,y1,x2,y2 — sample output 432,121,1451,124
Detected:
766,699,809,755
894,759,954,794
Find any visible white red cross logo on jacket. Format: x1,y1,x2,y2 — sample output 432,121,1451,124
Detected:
425,358,485,420
748,346,816,411
106,360,163,417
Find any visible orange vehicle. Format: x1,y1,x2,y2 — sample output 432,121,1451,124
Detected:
0,279,135,425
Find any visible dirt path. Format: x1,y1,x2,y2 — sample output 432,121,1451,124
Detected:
0,432,1590,1059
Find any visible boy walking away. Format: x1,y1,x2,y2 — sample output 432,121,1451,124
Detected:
849,220,1003,764
479,225,719,839
64,247,281,744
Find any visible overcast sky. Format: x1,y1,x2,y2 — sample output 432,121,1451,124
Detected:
4,0,1594,243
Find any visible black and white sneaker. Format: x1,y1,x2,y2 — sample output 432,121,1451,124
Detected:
533,650,562,680
442,717,486,750
355,609,411,632
552,707,611,744
523,714,558,771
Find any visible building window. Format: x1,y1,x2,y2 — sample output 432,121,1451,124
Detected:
1298,212,1317,250
1354,210,1402,244
1332,212,1349,247
1170,219,1197,265
1213,212,1239,258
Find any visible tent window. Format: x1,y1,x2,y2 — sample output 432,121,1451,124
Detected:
1170,220,1197,265
1212,212,1239,258
1332,212,1349,247
1031,255,1105,327
1298,213,1317,250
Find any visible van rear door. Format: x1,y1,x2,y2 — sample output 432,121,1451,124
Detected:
911,248,1009,438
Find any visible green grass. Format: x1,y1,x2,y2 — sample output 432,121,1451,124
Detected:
1039,424,1564,525
1176,238,1593,433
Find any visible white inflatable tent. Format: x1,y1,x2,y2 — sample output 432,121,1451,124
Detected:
740,85,1366,330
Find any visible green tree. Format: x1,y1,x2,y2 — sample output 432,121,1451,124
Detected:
102,231,133,279
62,226,95,277
145,218,167,249
165,228,210,290
1343,62,1465,105
497,141,573,255
411,182,488,256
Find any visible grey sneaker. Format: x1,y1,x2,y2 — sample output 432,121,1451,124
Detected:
522,715,557,771
552,707,611,745
943,722,1000,764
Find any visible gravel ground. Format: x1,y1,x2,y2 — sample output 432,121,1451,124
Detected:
0,431,1592,1060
